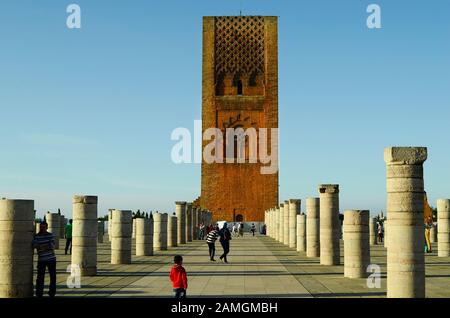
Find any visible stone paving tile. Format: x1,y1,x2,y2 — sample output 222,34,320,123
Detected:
32,235,450,298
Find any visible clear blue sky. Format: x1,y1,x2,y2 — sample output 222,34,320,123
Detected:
0,0,449,218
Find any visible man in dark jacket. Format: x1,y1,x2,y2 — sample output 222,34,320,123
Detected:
32,222,57,298
219,223,232,263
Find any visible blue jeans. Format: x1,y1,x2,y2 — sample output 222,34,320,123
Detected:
220,240,230,262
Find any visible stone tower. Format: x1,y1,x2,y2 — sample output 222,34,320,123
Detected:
201,16,279,222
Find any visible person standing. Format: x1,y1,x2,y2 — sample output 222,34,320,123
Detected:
170,255,188,298
219,222,232,263
206,225,219,261
425,216,433,253
199,223,205,240
239,222,244,238
32,222,57,298
65,219,73,255
251,223,256,237
377,222,384,243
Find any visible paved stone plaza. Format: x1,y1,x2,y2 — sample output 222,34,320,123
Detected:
34,234,450,298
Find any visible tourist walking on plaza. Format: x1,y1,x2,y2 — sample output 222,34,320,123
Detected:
206,224,219,261
65,219,73,255
207,223,213,235
251,223,256,237
425,216,433,253
239,222,244,237
232,223,237,237
377,222,384,244
33,222,57,298
170,255,188,299
219,222,232,263
198,223,205,240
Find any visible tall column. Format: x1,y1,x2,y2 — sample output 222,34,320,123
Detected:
192,207,198,240
35,221,41,234
168,214,178,248
283,201,289,245
276,207,281,241
97,220,104,243
46,212,60,249
72,195,98,275
59,215,66,239
175,202,186,245
0,199,34,298
111,210,132,265
289,199,300,248
369,218,377,246
430,223,437,243
153,212,168,251
279,204,284,243
437,199,450,257
196,208,202,239
136,218,152,256
306,198,320,258
319,184,340,265
296,214,306,252
343,210,370,278
132,218,136,239
186,203,193,242
108,209,113,242
385,146,427,298
271,210,274,238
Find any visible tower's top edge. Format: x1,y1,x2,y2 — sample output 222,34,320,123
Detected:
203,15,277,18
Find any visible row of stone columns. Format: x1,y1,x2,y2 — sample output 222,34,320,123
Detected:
265,199,301,249
265,146,447,299
0,196,213,298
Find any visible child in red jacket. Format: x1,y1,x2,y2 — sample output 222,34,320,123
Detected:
170,255,187,298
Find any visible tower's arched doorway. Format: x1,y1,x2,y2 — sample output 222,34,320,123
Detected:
235,214,244,222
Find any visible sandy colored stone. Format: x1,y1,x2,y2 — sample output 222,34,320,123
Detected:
318,184,340,265
111,210,132,265
437,199,450,257
343,210,370,279
0,199,34,298
46,212,60,249
153,213,168,251
296,214,306,252
175,202,186,245
306,198,320,258
384,146,427,298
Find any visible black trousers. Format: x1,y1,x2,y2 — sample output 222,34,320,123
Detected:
174,288,186,299
208,243,215,259
65,238,72,255
220,240,230,262
36,260,57,298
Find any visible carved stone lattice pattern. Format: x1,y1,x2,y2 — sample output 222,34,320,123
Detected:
214,16,265,79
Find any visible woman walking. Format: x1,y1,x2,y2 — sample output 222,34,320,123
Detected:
219,222,232,263
206,225,219,261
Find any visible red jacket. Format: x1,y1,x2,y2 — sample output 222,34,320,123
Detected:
170,264,188,289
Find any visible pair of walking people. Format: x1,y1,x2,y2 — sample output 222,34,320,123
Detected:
206,223,231,263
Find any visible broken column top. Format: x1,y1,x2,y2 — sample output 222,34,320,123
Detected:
384,147,427,165
73,195,98,204
175,201,187,205
289,199,301,204
318,184,339,194
280,203,284,208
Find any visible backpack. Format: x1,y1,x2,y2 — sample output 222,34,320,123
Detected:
225,229,232,241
